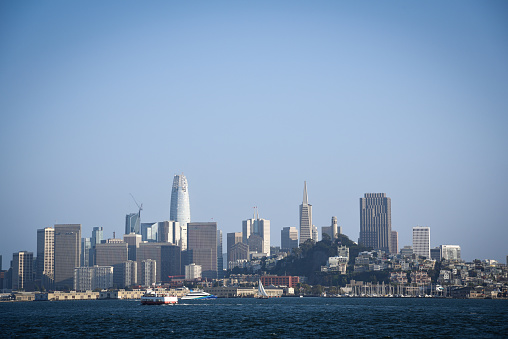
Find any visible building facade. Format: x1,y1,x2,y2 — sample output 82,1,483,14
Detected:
36,227,54,289
281,227,298,252
413,226,431,259
359,193,392,253
440,245,461,261
74,266,113,291
125,213,140,235
54,224,81,290
299,181,313,244
170,174,191,225
186,222,217,280
12,251,34,291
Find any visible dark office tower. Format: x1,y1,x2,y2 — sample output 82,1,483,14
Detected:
54,224,81,290
123,233,142,261
281,227,298,252
391,231,399,255
227,232,243,263
12,251,34,291
125,213,140,235
217,230,224,279
299,181,313,244
90,226,103,265
359,193,392,253
187,222,217,280
81,238,91,267
170,174,191,225
137,242,181,283
36,227,54,289
95,242,128,288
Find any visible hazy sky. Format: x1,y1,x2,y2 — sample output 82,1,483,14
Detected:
1,1,507,268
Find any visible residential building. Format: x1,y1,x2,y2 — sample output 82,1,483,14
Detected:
281,227,298,252
413,226,431,259
359,193,392,253
54,224,81,290
74,266,113,291
36,227,54,290
185,263,202,280
122,260,137,287
140,259,156,286
299,181,313,244
12,251,34,291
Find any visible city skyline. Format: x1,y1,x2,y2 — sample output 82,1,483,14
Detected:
1,2,507,267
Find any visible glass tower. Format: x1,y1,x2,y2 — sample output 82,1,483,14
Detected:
170,174,191,224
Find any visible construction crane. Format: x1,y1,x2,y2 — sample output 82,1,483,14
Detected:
129,193,143,217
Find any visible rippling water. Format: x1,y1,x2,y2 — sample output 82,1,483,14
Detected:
2,297,507,338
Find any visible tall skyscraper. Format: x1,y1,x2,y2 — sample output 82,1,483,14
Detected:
359,193,392,253
137,242,181,284
412,226,430,259
90,227,103,265
124,233,142,261
242,209,270,256
81,238,91,267
186,222,217,280
391,231,399,255
170,174,191,225
299,181,312,244
54,224,81,290
96,241,128,288
36,227,54,289
227,232,243,263
281,227,298,252
217,230,224,279
12,251,34,291
125,213,140,235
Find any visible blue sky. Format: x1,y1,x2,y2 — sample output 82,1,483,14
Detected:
1,1,507,268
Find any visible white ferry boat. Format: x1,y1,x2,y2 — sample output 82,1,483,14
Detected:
181,291,217,300
141,290,178,305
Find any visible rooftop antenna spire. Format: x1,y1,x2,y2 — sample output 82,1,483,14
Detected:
303,181,308,205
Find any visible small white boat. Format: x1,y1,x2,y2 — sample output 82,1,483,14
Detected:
141,290,178,305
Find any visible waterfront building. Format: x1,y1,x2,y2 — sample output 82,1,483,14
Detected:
12,251,34,291
74,266,113,291
391,231,399,255
140,259,156,286
141,222,158,242
413,226,431,259
125,212,140,235
185,263,202,280
54,224,81,290
260,276,299,288
217,230,224,279
281,227,298,252
123,233,142,261
170,174,191,226
359,193,392,253
299,181,313,244
441,245,461,261
81,238,91,267
36,227,54,290
186,222,217,279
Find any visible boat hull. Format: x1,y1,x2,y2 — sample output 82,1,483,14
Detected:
141,296,178,305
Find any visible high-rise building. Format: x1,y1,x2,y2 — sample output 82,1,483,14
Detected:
185,263,202,280
125,213,140,235
359,193,392,253
217,230,224,279
186,222,217,280
141,222,159,242
36,227,54,289
430,247,441,261
90,227,103,265
227,232,243,263
440,245,461,261
312,225,318,242
54,224,81,290
123,233,142,261
170,174,191,225
137,243,181,284
81,238,91,267
158,221,181,245
140,259,156,286
12,251,34,291
299,181,312,244
281,227,298,252
95,241,128,288
122,260,137,287
391,231,399,255
412,226,431,259
74,266,113,291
